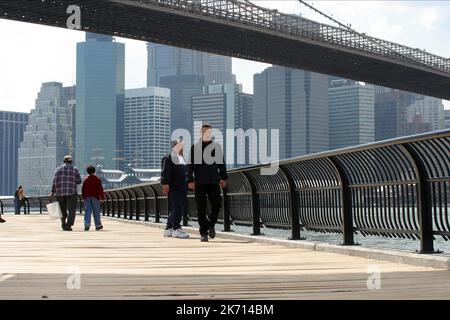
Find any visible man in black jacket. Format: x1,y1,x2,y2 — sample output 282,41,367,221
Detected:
187,124,228,242
161,139,189,239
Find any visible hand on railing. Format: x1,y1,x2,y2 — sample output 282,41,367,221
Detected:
162,184,170,195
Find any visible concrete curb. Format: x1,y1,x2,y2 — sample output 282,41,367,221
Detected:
104,217,450,270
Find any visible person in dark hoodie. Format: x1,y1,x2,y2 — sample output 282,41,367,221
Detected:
161,139,189,239
187,124,228,242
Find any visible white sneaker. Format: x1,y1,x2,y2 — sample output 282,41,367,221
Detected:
172,228,189,239
163,229,173,237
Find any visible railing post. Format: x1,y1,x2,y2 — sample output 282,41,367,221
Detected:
39,198,43,214
135,191,140,221
279,166,303,240
150,186,160,223
402,144,436,253
142,187,149,222
123,191,128,220
128,191,133,221
330,157,355,246
0,200,3,217
222,188,231,232
243,172,261,236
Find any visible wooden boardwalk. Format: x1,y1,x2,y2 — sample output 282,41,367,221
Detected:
0,215,449,300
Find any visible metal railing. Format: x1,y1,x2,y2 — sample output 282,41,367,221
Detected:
0,196,31,215
28,130,450,253
126,0,450,74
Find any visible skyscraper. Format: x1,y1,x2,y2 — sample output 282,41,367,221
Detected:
191,83,253,167
206,54,236,85
18,82,72,196
192,84,238,148
329,79,374,149
253,66,329,160
160,74,205,134
147,43,235,87
375,90,414,141
0,111,29,196
407,95,445,132
124,87,170,169
76,32,125,171
445,110,450,129
147,43,236,136
147,43,208,87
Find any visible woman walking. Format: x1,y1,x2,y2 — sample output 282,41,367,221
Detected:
161,139,189,239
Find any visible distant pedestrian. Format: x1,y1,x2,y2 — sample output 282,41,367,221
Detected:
161,139,189,239
187,124,228,242
19,187,27,214
82,165,105,231
14,186,23,215
51,155,82,231
0,200,5,222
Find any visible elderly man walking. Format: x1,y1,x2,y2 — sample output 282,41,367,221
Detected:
51,155,82,231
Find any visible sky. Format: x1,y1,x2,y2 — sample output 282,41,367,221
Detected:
0,0,449,113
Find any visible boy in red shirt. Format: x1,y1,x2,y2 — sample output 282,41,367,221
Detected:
82,165,105,231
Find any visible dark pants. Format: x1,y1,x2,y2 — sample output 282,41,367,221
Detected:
166,186,188,230
57,194,78,229
22,200,27,214
14,198,21,214
195,184,222,236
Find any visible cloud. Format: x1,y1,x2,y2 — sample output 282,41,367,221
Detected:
420,7,439,30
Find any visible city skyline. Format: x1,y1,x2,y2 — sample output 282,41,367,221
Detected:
0,1,449,113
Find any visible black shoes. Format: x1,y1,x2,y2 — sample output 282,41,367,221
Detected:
64,226,73,231
96,226,103,231
200,227,216,242
84,226,90,231
0,218,6,223
208,227,216,239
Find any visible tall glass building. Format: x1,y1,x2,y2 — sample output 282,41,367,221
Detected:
18,82,73,196
147,43,235,87
160,74,205,134
192,83,253,168
445,110,450,129
407,95,445,132
147,43,208,87
329,79,375,150
253,66,329,160
375,90,414,141
147,43,236,136
0,111,29,196
76,32,125,171
124,87,170,169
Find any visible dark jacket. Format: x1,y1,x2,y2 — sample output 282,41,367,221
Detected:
187,140,228,186
161,153,188,187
